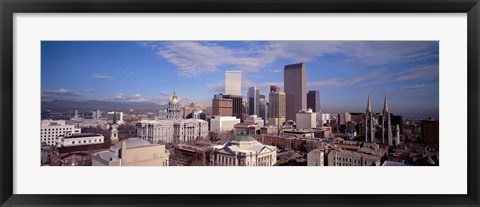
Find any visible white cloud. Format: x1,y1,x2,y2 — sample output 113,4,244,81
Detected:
145,41,438,77
91,74,113,80
42,88,82,101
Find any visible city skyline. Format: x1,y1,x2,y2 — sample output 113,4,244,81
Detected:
42,41,439,116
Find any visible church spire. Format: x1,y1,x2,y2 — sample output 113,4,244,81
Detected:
383,94,389,113
366,95,372,113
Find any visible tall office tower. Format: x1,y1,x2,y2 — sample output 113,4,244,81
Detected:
212,97,233,117
247,87,260,115
222,94,243,117
225,71,241,96
307,90,320,113
284,63,307,121
364,96,375,143
268,85,286,126
382,94,393,145
259,98,268,122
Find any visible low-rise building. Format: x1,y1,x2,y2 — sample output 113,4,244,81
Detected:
307,149,325,166
211,131,277,166
41,119,81,146
210,116,240,132
260,135,322,152
296,109,316,129
137,118,208,143
92,138,169,166
57,133,104,147
327,149,381,166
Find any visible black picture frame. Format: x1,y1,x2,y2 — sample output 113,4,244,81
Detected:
1,0,479,206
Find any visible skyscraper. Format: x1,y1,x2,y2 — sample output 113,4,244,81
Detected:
225,71,241,96
212,97,233,117
222,94,243,117
268,85,286,126
247,87,260,115
259,97,268,122
307,90,320,113
284,63,307,121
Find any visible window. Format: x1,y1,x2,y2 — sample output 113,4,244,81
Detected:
72,141,75,144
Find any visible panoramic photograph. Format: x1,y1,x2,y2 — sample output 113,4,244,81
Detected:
40,41,439,166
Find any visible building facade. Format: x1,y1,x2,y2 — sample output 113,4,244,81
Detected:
211,97,233,117
222,94,243,117
211,132,277,166
57,133,104,147
41,120,80,146
296,108,317,130
284,63,307,122
210,116,241,132
92,138,169,166
307,149,325,166
137,119,208,143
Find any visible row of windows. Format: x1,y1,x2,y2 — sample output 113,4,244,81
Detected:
41,128,71,131
41,138,56,141
71,139,103,144
41,131,68,135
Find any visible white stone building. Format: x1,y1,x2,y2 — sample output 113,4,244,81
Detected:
41,120,80,146
210,131,277,166
137,119,208,143
137,120,175,143
57,133,104,147
174,119,209,143
296,109,317,130
210,116,240,132
307,149,325,166
107,111,124,124
92,138,169,166
318,113,331,126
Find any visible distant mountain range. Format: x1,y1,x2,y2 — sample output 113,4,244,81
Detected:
41,100,167,111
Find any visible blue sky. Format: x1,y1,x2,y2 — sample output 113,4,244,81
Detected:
41,41,439,116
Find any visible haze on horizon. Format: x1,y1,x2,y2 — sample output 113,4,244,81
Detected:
41,41,439,117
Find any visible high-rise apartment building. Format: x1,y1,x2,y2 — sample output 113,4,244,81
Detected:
284,63,307,121
225,71,241,96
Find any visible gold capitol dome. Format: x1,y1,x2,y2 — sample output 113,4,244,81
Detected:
170,90,180,103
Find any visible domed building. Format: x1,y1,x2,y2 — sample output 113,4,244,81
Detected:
136,90,208,144
210,130,277,166
167,90,183,120
92,137,169,166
